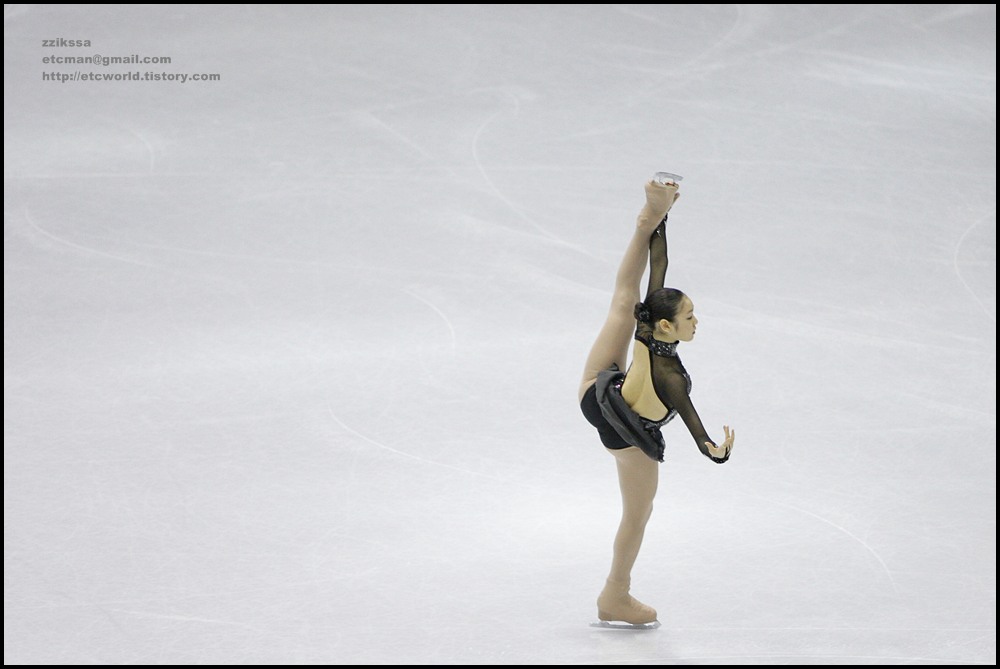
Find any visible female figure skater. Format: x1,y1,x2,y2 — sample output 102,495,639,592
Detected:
578,176,735,626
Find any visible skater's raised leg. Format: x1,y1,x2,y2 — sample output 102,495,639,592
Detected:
577,181,679,403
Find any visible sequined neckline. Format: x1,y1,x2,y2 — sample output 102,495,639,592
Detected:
636,332,679,358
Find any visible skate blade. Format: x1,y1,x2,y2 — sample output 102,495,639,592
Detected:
652,171,683,184
590,620,661,630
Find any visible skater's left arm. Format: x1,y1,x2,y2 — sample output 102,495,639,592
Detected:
657,372,734,464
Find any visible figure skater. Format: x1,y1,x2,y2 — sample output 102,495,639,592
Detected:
578,176,735,627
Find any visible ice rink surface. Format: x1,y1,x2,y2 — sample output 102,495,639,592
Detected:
4,4,995,665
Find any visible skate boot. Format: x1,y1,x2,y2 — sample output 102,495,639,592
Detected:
595,578,658,627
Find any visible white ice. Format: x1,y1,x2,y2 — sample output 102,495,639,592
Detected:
4,4,995,665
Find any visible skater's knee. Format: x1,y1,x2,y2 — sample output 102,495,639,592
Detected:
609,292,637,317
621,501,654,526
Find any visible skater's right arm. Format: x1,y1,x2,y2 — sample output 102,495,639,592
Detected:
641,180,678,298
645,218,667,299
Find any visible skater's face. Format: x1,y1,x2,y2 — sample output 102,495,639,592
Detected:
657,296,698,343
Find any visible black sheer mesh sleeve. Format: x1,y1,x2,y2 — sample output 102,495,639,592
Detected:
645,215,668,298
634,216,668,344
648,355,713,450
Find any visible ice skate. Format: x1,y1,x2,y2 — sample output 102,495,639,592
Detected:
652,171,683,185
591,579,660,630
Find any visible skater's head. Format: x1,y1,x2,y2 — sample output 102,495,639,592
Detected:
634,288,698,343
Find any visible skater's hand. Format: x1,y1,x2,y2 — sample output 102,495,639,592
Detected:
704,425,734,464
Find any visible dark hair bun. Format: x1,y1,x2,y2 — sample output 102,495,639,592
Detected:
634,302,651,323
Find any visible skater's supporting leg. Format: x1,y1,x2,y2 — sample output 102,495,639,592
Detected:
595,446,659,624
607,446,659,583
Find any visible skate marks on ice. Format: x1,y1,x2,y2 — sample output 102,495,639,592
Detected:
590,620,662,631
